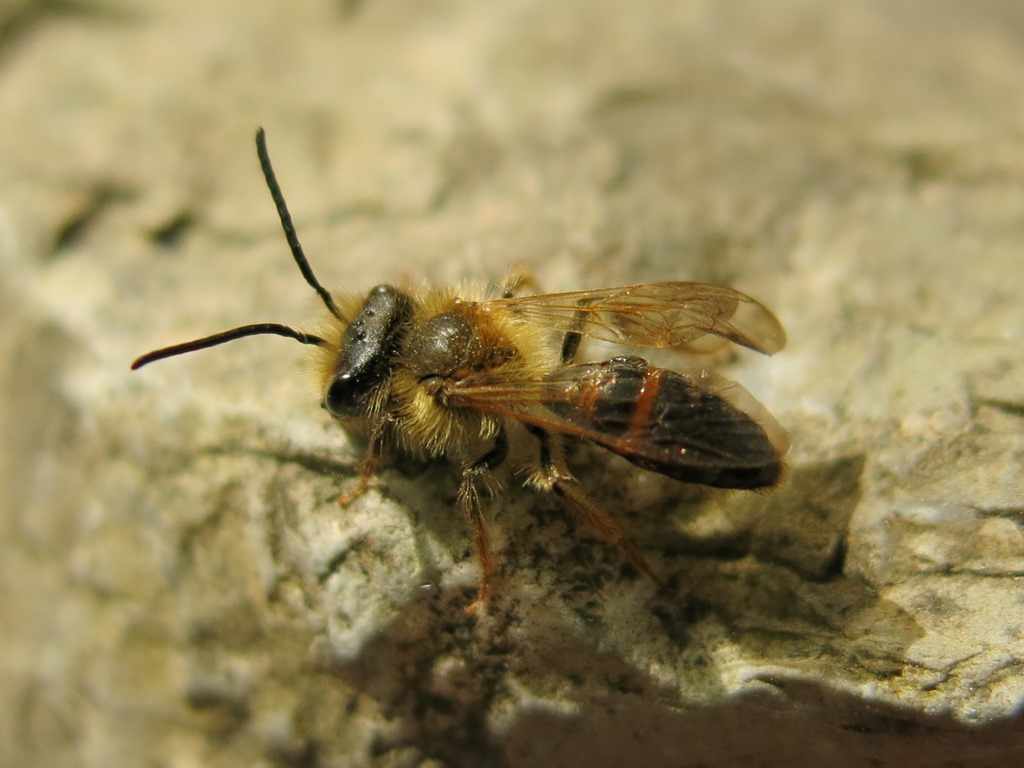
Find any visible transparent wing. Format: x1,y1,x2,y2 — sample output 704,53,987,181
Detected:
488,282,786,355
446,359,786,489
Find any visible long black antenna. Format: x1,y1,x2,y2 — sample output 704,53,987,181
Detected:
131,129,346,371
131,324,328,370
256,127,344,321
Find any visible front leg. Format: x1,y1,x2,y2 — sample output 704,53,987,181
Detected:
337,413,395,507
458,427,509,611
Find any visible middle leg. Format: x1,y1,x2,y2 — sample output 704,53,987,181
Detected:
458,427,509,610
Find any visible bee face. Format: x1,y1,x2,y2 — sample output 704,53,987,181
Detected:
322,284,413,419
132,129,788,609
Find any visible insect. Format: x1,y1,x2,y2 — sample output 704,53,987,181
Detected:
133,128,788,608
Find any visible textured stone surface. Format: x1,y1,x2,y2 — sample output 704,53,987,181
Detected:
2,1,1023,766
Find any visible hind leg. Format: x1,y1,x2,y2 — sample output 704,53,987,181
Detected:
523,425,664,588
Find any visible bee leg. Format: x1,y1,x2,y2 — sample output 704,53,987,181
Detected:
560,294,606,363
337,415,393,507
336,455,379,507
550,478,665,589
499,269,538,299
524,425,665,590
560,326,583,364
558,302,591,363
458,428,509,612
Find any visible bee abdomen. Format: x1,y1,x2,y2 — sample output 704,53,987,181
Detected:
546,356,782,489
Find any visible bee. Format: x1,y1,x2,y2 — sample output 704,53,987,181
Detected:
133,128,788,608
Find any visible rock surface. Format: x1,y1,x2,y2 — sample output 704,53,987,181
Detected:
1,1,1023,766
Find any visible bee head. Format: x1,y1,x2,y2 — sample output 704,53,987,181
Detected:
321,284,414,418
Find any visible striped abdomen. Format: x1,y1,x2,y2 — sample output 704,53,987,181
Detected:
542,356,783,489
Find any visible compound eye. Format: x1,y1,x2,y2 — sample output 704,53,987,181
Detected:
323,373,369,417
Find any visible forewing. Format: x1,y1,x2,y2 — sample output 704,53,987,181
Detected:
490,282,786,355
447,361,786,489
